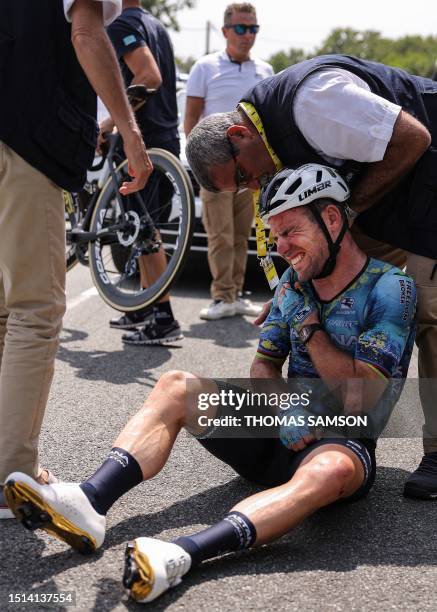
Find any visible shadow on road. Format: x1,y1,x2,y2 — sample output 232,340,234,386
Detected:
184,317,260,349
2,466,434,611
57,328,179,387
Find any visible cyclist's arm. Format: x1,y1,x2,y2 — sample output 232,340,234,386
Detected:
184,96,205,136
251,279,291,379
300,311,388,412
70,0,151,192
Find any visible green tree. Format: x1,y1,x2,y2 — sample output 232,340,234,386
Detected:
268,48,308,74
314,28,437,77
141,0,196,31
267,28,437,78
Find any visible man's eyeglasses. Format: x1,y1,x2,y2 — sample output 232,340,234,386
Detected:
224,24,260,35
227,137,249,191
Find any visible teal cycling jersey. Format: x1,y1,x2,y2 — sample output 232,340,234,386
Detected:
258,258,416,380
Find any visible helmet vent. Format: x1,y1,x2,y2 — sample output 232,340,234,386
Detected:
284,177,302,195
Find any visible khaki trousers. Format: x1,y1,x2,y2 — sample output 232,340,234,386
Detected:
352,224,437,453
0,142,65,481
201,188,254,303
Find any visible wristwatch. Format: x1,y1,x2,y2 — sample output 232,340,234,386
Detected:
298,323,323,345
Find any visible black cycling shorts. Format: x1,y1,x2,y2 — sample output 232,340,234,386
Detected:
197,382,376,502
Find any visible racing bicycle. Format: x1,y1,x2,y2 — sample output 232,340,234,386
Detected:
65,85,195,312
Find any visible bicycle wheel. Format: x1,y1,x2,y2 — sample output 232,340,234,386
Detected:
88,148,194,311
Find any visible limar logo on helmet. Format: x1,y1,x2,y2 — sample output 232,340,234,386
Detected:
298,180,332,202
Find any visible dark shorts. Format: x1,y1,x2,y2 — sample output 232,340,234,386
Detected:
196,381,376,503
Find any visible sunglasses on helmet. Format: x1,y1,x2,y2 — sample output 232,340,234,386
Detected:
224,24,260,35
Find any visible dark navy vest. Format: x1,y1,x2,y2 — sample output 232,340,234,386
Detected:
0,0,98,191
241,55,437,258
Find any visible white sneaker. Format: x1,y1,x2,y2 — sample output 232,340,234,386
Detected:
3,472,105,554
235,296,262,317
199,300,236,320
124,537,192,603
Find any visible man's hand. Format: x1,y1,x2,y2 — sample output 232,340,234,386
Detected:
119,129,153,195
279,405,317,451
253,299,272,326
97,117,115,153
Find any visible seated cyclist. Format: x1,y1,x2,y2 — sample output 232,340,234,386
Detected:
4,165,416,604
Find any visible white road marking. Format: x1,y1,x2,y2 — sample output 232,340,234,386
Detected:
66,287,98,311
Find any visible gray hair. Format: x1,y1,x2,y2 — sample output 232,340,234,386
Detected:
185,110,242,192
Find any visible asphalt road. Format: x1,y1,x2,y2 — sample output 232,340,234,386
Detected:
0,255,435,612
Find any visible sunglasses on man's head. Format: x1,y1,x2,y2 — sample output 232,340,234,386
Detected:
227,137,249,191
224,24,260,35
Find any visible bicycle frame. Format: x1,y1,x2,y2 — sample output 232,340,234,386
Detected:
67,133,158,254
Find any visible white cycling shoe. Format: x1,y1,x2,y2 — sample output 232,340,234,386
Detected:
123,537,192,603
4,472,105,554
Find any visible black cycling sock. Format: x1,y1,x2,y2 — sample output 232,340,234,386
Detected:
79,447,143,516
173,511,257,568
153,301,174,325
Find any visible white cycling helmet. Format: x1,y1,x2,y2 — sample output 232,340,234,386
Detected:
260,164,352,279
259,163,350,224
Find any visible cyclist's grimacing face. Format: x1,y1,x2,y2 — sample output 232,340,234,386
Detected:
269,208,329,281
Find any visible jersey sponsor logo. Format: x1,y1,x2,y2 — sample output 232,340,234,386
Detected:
298,180,332,202
340,297,355,312
327,319,359,329
398,278,414,320
330,332,359,348
123,34,137,46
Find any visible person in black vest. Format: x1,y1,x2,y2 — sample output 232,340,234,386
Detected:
104,0,183,345
0,0,152,519
186,54,437,500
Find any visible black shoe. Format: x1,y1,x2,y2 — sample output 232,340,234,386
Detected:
109,309,152,330
404,452,437,499
122,320,183,346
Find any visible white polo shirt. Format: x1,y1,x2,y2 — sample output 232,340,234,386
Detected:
186,50,274,117
293,68,402,165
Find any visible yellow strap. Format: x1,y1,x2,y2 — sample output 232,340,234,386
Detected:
238,102,282,171
239,102,282,279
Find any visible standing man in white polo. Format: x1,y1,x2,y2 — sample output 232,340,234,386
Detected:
184,3,273,320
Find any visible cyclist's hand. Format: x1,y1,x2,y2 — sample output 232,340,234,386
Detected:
120,129,153,194
253,299,272,326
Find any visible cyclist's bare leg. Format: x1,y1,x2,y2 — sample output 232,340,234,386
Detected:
231,444,364,545
113,370,216,478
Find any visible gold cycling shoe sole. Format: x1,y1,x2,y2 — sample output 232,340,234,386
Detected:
123,541,155,602
4,479,96,554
